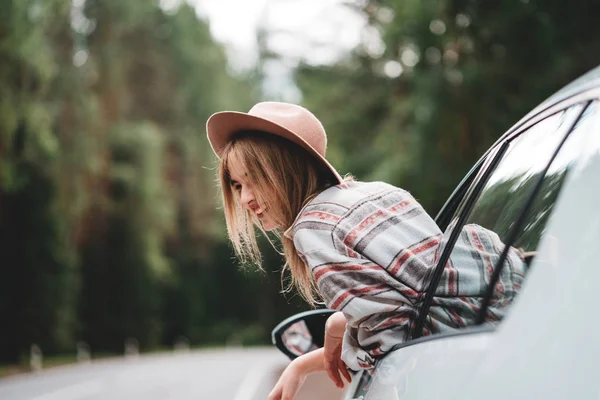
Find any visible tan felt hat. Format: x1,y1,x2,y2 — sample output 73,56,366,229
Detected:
206,101,343,184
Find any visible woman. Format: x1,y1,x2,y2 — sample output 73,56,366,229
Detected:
206,102,525,400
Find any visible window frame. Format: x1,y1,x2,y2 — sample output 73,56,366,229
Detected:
412,140,509,338
412,88,600,340
434,153,486,231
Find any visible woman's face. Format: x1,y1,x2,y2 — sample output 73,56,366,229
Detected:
227,153,279,231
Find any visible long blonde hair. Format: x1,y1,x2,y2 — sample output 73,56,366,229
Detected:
219,131,338,306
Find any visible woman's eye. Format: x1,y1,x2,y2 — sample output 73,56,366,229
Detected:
233,184,242,192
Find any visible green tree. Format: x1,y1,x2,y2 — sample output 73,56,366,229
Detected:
294,0,600,216
0,0,269,362
79,122,172,351
0,0,77,363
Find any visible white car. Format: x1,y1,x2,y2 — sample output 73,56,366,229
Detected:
272,64,600,400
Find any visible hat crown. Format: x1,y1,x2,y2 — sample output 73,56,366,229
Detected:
206,100,342,183
248,102,327,156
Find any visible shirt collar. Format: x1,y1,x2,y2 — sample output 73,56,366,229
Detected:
283,199,314,240
282,183,345,240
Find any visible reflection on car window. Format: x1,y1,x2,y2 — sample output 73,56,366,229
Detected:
421,104,587,335
514,102,599,252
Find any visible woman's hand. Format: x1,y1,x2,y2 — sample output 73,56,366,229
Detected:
268,348,326,400
324,312,352,389
268,358,308,400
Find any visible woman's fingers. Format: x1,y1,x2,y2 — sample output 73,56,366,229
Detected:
332,350,352,386
268,385,282,400
282,375,304,400
324,338,342,387
339,359,352,383
325,354,343,387
324,343,345,388
323,314,349,389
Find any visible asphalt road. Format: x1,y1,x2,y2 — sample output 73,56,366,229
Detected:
0,348,290,400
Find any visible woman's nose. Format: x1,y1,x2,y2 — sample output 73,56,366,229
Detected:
240,186,255,210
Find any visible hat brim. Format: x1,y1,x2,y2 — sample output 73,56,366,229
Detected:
206,111,343,184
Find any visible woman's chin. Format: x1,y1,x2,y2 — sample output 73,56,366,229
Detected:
262,223,278,231
260,218,278,231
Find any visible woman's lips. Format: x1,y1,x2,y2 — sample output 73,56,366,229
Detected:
255,208,267,219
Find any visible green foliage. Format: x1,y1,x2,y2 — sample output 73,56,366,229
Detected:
0,0,266,363
296,0,600,215
0,0,77,363
295,59,402,180
0,160,77,362
80,122,174,352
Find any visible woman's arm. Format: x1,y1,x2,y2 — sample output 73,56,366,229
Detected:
324,312,352,388
325,311,347,337
268,348,327,400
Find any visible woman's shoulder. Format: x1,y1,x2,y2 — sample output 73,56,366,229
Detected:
284,181,412,239
312,180,409,207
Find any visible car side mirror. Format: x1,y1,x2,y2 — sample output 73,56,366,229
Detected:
271,309,336,360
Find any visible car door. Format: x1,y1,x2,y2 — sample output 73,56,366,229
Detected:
346,97,599,400
457,98,600,400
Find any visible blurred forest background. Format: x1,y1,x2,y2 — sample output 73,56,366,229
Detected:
1,0,600,365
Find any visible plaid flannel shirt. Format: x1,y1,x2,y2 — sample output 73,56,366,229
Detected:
285,181,526,370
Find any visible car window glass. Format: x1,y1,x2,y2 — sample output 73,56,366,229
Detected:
434,149,494,230
549,101,600,179
477,101,599,320
514,102,599,252
421,104,585,336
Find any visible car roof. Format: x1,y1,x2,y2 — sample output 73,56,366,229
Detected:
501,64,600,141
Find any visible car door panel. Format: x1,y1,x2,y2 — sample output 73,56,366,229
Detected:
454,153,600,400
362,331,494,400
